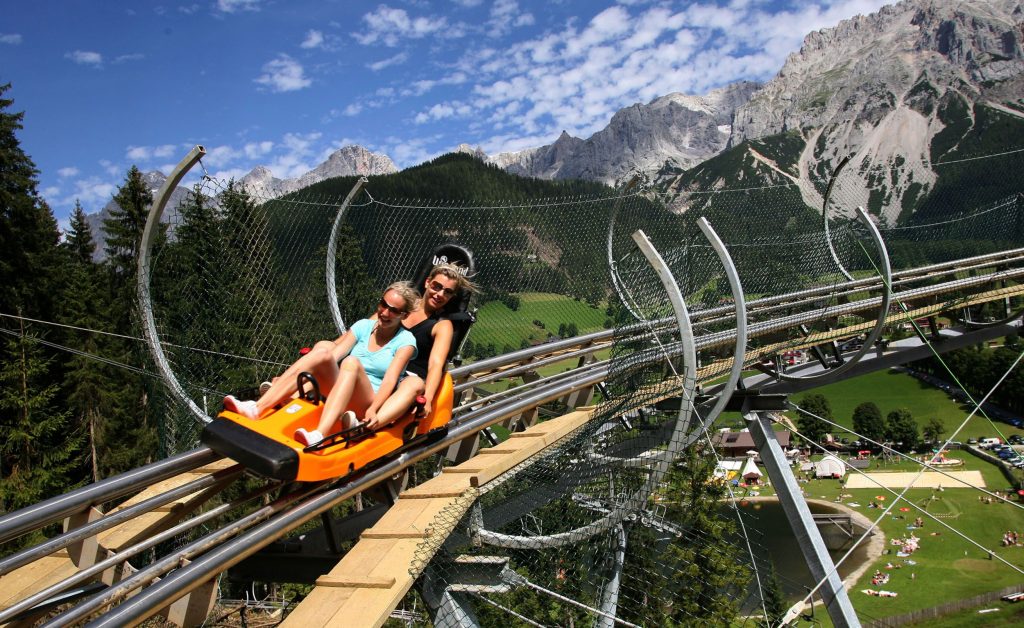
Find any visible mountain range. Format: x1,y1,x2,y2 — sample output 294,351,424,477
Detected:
89,0,1024,244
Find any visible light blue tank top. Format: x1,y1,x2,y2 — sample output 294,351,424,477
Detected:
349,318,417,391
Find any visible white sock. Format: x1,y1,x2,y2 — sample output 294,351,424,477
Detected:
224,395,259,419
294,428,324,446
342,410,359,430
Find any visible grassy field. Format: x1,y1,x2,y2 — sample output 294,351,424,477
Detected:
468,292,608,352
738,451,1024,625
790,368,1024,443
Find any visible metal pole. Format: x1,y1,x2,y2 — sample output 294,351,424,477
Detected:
744,410,860,628
137,145,209,424
325,176,368,335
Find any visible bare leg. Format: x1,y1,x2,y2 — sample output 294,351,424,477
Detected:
255,340,339,415
372,376,424,428
314,356,376,435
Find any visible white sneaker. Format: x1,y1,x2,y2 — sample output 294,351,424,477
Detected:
258,381,272,395
294,428,323,446
341,410,359,430
224,395,259,419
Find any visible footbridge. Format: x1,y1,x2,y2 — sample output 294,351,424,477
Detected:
2,146,1023,627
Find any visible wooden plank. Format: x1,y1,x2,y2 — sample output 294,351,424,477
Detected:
315,575,396,588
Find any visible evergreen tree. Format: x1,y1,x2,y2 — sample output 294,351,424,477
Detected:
0,83,62,321
660,444,747,625
96,167,158,474
759,561,788,627
0,320,83,543
0,84,82,523
795,394,831,445
885,408,919,452
851,401,885,444
60,203,113,481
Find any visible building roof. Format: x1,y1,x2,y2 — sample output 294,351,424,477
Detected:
713,429,791,450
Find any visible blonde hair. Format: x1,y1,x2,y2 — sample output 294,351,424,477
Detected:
429,263,479,295
383,281,419,313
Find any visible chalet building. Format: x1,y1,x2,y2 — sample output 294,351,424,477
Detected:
713,429,791,457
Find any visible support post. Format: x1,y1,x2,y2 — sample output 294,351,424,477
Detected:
745,410,860,628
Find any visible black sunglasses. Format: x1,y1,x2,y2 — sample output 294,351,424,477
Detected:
428,280,457,297
378,299,407,315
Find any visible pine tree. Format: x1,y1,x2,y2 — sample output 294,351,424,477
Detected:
0,319,83,544
60,203,113,481
0,84,83,524
96,167,158,474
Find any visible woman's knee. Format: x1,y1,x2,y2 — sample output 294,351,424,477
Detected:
339,355,365,374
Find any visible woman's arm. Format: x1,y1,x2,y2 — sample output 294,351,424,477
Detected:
329,329,358,363
363,344,415,428
422,320,454,415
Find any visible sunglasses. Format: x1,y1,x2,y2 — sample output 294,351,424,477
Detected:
428,281,457,297
378,299,407,315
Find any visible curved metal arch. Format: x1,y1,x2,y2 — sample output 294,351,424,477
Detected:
822,155,855,281
138,145,209,424
761,206,893,383
326,176,368,335
607,214,646,323
695,217,747,425
475,229,701,550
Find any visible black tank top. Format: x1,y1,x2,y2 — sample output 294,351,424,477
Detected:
404,314,441,378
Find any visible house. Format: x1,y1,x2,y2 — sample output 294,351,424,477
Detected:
713,429,792,457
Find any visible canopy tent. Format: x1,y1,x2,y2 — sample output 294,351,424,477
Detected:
813,454,846,479
742,457,763,483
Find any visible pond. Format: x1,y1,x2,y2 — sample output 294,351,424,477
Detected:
724,499,874,608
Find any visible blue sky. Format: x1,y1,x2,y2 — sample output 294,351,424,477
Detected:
2,0,890,224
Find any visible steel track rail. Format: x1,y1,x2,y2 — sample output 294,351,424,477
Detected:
0,447,221,545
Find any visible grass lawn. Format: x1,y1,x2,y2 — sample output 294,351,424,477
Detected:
790,368,1024,443
751,449,1024,625
468,292,608,352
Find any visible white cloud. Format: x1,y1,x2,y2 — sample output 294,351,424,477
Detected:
368,52,408,71
57,167,79,178
343,103,363,116
300,29,324,49
65,50,103,66
451,0,483,6
244,141,274,159
353,5,451,47
113,53,145,64
217,0,261,13
487,0,534,38
125,144,179,162
254,54,312,92
407,0,890,155
0,34,22,45
178,4,201,15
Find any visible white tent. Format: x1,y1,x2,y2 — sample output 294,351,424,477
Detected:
813,454,846,479
741,457,763,483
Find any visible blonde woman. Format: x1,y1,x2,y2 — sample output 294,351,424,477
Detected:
224,282,419,445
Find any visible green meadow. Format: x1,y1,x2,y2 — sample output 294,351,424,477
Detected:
468,292,609,351
790,368,1024,443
